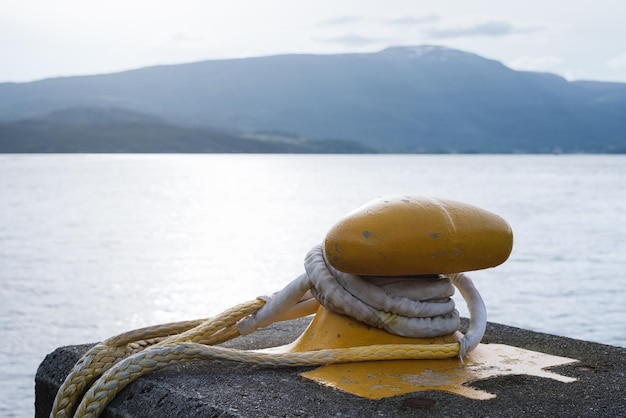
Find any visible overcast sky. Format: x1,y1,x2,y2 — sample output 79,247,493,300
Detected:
2,0,626,83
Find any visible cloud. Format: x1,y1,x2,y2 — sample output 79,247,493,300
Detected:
315,14,440,48
315,15,543,50
318,14,439,28
170,32,203,44
385,15,440,26
321,33,385,47
607,53,626,69
317,16,366,26
507,56,563,72
425,20,540,39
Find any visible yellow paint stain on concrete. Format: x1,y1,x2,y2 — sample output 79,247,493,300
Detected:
301,343,577,400
272,308,578,400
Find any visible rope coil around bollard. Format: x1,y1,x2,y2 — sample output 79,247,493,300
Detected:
50,244,487,418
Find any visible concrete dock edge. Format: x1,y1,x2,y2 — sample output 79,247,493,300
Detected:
36,318,625,417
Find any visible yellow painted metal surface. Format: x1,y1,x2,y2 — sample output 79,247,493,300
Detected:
282,306,462,352
271,308,578,400
324,195,513,276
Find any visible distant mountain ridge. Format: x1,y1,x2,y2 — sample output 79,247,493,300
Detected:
1,46,625,153
0,107,374,153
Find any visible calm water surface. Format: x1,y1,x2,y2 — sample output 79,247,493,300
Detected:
1,154,625,417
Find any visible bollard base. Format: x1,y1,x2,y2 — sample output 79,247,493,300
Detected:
36,318,625,417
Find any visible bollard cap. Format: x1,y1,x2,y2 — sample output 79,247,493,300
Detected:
324,195,513,276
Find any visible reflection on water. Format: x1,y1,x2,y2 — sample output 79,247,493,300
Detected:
1,154,625,417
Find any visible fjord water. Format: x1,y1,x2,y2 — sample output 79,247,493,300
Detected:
1,154,625,417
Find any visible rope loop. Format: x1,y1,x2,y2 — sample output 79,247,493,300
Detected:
238,244,487,351
305,245,461,338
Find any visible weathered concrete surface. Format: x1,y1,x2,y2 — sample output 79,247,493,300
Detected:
36,318,625,417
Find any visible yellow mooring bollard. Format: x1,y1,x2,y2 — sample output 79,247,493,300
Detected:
265,195,577,400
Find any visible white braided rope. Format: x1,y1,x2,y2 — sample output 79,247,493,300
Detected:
238,244,487,356
306,245,461,338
